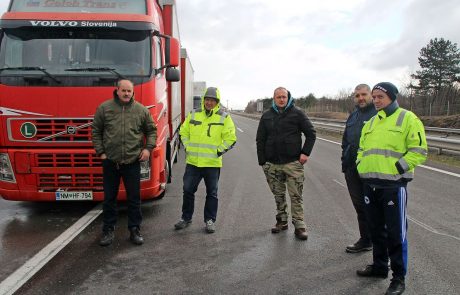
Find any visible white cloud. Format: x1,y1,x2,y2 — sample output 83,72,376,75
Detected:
178,0,460,108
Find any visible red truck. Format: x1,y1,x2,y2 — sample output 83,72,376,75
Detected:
0,0,194,201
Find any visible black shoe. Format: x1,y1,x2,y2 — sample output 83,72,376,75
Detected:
129,227,144,245
271,222,288,233
174,219,192,230
294,228,308,240
346,239,372,253
385,278,405,295
356,265,388,278
99,230,114,247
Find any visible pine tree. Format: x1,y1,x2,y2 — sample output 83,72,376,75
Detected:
412,38,460,99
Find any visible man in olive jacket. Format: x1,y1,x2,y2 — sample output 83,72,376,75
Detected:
92,79,157,246
256,87,316,240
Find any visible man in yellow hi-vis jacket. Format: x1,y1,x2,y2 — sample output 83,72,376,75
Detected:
356,82,427,295
174,87,236,233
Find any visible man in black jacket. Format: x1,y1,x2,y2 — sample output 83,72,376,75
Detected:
341,84,376,253
256,87,316,240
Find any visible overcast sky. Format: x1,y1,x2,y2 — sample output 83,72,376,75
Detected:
1,0,459,109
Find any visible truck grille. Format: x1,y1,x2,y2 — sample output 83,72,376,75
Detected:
35,119,92,142
36,153,103,191
37,153,101,167
7,118,93,143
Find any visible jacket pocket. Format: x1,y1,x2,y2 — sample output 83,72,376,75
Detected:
284,138,301,158
386,126,404,150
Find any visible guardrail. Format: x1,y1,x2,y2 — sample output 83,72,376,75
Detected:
311,120,460,154
232,112,460,154
310,117,460,136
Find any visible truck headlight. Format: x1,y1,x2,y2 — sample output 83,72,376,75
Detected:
0,153,16,183
140,160,150,181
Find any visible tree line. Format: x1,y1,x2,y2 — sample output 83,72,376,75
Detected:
245,38,460,117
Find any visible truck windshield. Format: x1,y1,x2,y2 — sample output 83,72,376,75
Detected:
0,28,151,84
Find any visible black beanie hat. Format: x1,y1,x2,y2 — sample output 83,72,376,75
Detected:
372,82,398,101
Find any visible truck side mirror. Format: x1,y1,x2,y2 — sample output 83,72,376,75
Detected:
165,37,180,67
166,67,180,82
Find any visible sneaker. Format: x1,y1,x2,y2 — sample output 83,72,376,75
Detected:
346,239,372,253
294,228,308,240
99,230,114,247
385,277,405,295
129,227,144,245
356,265,388,278
205,219,216,233
174,219,192,230
271,222,288,233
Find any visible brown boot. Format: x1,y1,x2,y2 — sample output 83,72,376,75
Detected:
271,222,288,233
294,228,308,240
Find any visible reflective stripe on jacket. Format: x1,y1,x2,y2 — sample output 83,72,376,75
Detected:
356,107,427,185
180,105,236,168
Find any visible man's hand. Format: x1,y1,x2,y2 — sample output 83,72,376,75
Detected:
299,154,309,165
139,149,150,162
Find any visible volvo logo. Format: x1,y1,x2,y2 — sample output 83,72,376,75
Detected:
30,21,79,27
67,126,77,134
20,122,37,138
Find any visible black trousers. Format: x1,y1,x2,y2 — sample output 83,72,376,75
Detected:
344,167,371,243
363,184,408,278
102,159,142,232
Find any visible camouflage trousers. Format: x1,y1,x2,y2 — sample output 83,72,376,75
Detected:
262,161,306,229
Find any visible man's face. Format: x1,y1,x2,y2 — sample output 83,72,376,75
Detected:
204,97,218,111
372,89,392,111
117,80,134,104
274,89,288,109
353,87,372,108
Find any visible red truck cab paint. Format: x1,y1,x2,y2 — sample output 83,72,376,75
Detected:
0,0,192,201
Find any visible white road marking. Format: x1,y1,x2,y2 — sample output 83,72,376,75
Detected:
0,204,102,295
318,137,340,145
408,215,460,242
419,164,460,178
237,127,244,133
333,179,346,187
317,137,460,178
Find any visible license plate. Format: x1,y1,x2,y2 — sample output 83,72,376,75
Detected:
55,191,93,201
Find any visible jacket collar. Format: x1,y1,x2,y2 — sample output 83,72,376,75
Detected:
378,101,399,118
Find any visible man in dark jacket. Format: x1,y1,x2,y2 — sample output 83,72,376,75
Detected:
92,79,157,247
341,84,376,253
256,87,316,240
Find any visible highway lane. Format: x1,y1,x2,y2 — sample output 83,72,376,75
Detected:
3,114,460,294
0,200,95,284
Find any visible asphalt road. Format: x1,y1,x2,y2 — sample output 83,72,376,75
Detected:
1,114,459,295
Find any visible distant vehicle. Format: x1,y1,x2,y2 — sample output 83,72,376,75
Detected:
0,0,194,201
193,81,206,110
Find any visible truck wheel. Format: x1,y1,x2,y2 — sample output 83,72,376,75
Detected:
173,141,179,163
156,157,171,200
166,157,172,183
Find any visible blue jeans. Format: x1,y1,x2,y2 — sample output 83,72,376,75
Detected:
102,159,142,232
182,164,220,222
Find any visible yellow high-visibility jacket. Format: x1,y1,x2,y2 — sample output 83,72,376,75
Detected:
180,99,236,168
357,107,427,185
